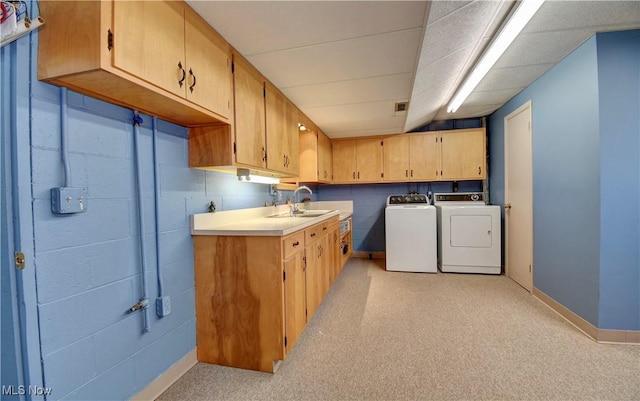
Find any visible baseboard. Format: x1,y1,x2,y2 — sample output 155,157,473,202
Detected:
351,251,385,259
533,288,639,345
131,347,197,401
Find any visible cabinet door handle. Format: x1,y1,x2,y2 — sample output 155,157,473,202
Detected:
283,155,287,167
292,241,300,247
352,172,355,179
478,166,481,175
262,147,266,162
177,62,186,88
189,68,196,93
411,169,413,177
323,227,327,231
405,170,408,177
357,171,360,179
310,233,316,237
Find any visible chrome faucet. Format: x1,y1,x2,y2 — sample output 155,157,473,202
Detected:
291,185,313,215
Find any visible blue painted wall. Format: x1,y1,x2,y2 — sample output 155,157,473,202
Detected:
596,30,640,330
316,180,482,252
2,21,277,401
489,30,640,331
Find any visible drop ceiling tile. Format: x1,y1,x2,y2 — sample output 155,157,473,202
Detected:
283,73,412,109
524,1,640,34
495,28,597,69
413,42,476,92
475,64,554,92
187,1,427,56
435,104,501,121
307,100,407,137
423,1,502,63
464,88,523,107
427,1,473,24
247,28,422,88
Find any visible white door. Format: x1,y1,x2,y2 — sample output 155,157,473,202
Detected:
504,101,533,292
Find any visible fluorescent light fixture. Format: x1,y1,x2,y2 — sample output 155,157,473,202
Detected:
236,168,280,184
447,0,545,113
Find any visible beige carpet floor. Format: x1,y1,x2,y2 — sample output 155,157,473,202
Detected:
158,258,640,401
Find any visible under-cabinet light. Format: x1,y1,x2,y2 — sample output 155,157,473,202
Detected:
447,0,545,113
236,168,280,184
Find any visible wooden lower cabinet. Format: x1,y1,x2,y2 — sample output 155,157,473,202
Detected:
193,216,339,372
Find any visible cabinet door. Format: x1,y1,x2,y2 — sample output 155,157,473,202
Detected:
318,129,333,183
356,138,383,182
284,251,306,353
332,140,357,183
184,7,232,119
440,128,486,180
113,1,185,98
410,133,439,181
233,56,266,168
305,242,323,321
383,135,410,181
266,82,289,174
285,99,300,176
329,225,341,284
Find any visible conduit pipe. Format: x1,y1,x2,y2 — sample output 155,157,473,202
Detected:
60,87,71,186
152,117,166,310
132,111,150,332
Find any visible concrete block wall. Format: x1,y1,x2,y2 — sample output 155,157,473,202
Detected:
29,91,275,399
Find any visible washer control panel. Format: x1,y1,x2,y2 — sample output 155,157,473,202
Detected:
387,194,430,205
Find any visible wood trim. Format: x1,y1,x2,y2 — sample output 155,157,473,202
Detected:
351,251,385,259
130,348,197,401
533,287,640,344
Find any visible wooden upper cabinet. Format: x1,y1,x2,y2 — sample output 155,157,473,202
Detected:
266,82,299,176
383,135,410,181
317,130,333,183
38,0,231,127
113,1,185,98
409,133,439,181
356,138,384,182
297,111,332,184
439,128,486,180
184,6,232,117
332,140,358,183
332,138,383,183
233,55,266,169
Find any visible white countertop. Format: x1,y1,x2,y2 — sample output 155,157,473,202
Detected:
191,201,352,237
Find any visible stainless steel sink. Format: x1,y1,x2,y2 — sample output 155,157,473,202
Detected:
266,209,334,218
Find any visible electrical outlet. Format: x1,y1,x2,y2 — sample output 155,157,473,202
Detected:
156,296,171,317
51,187,88,214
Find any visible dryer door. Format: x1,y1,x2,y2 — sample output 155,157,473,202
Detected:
450,215,493,248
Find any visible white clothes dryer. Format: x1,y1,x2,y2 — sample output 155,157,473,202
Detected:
434,192,501,274
385,194,437,273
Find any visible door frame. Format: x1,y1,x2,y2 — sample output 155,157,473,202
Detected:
504,100,534,292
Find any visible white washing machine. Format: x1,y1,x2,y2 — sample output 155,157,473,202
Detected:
385,194,437,273
434,192,501,274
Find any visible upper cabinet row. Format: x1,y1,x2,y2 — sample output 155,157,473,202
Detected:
38,1,232,127
39,0,299,178
324,128,486,185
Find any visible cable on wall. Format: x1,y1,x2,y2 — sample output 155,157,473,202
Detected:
129,111,151,332
152,116,170,317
